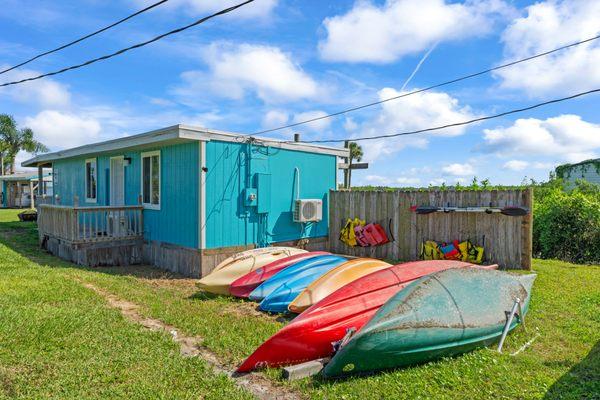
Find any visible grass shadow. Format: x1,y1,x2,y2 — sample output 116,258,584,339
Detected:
0,219,192,281
543,340,600,399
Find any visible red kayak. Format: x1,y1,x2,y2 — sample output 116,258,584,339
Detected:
236,260,497,372
229,251,330,298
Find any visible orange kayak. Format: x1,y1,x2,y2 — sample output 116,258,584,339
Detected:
288,258,391,313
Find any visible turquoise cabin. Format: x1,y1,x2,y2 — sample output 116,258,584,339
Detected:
23,125,347,277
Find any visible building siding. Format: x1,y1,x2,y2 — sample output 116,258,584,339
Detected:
563,163,600,186
51,141,199,248
204,140,335,249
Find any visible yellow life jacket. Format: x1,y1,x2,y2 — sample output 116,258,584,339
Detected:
458,241,470,262
421,240,443,260
340,218,365,247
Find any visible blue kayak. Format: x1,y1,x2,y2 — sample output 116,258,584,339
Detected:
257,255,348,313
248,255,346,301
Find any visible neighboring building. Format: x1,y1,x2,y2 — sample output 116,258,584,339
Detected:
23,125,348,277
555,159,600,187
0,171,52,208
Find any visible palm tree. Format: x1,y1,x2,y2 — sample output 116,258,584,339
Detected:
348,141,363,188
0,114,48,174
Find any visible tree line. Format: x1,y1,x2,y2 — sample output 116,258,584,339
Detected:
0,114,47,175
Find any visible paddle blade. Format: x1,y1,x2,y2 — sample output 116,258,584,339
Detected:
500,206,529,217
414,206,439,214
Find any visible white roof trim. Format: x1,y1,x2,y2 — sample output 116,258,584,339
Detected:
22,125,348,167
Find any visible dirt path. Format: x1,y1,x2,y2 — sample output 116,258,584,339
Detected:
79,281,303,400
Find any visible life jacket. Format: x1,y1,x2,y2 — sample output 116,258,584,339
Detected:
354,224,370,246
375,223,390,244
440,241,462,260
468,244,484,264
420,240,443,260
363,223,389,245
458,241,471,262
340,218,365,247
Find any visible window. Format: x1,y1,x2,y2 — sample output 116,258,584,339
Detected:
85,158,97,202
141,151,160,209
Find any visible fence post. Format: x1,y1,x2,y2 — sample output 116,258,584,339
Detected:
520,187,533,270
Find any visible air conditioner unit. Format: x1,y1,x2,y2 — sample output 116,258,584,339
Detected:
294,199,323,222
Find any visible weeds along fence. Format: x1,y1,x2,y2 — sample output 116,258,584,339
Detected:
329,188,533,270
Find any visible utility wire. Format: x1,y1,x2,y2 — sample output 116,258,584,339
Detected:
253,33,600,135
295,87,600,143
0,0,170,76
0,0,254,87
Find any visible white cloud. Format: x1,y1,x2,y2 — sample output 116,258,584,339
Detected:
442,163,475,176
495,0,600,96
364,175,392,185
262,110,289,128
174,43,319,104
481,115,600,163
24,110,101,150
356,87,477,161
503,160,528,171
0,66,71,108
319,0,513,63
132,0,277,19
532,162,554,170
292,110,331,132
396,176,421,185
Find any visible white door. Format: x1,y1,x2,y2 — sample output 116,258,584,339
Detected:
110,156,125,206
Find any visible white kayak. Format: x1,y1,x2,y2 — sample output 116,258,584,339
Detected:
197,247,307,295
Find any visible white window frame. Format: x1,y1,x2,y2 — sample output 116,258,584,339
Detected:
85,158,97,203
141,150,161,210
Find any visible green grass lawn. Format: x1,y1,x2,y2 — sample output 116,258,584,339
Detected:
0,209,598,399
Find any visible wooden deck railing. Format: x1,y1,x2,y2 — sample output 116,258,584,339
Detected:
38,204,144,243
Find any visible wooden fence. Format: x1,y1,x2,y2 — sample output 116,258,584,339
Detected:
329,189,532,269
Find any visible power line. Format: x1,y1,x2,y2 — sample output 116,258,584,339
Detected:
0,0,170,76
295,87,600,143
0,0,254,87
253,33,600,135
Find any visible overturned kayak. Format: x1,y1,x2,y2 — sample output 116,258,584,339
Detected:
197,247,306,295
212,247,302,272
229,251,330,298
288,258,392,313
248,255,346,302
322,268,536,377
237,260,495,372
258,255,348,313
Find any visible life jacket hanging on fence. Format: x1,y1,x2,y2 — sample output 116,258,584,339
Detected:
340,218,365,247
420,240,443,260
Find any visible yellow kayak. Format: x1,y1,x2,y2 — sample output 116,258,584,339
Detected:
288,258,392,313
212,246,302,272
198,247,307,295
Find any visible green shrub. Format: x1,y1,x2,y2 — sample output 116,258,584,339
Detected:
534,188,600,263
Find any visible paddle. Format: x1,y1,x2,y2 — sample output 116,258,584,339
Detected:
411,205,529,216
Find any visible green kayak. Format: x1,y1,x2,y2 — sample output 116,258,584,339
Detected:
322,268,536,377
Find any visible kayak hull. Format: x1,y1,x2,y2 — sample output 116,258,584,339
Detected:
197,247,306,295
288,258,392,313
237,260,495,372
258,256,348,313
322,269,535,377
248,255,346,302
229,251,330,298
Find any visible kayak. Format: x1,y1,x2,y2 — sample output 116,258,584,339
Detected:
258,254,349,313
197,247,307,295
212,246,304,273
323,268,536,377
248,255,347,302
237,260,496,372
288,258,392,313
229,251,330,298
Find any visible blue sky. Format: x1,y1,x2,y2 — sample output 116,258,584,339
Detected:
1,0,599,186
